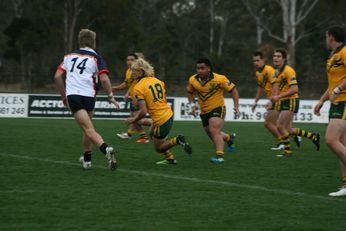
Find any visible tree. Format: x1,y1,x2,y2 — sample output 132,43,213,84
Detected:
63,0,83,52
242,0,319,66
209,0,215,55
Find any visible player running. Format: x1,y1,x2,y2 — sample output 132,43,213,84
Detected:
270,48,319,157
54,29,118,170
126,58,192,164
112,53,151,143
314,26,346,196
251,51,301,150
186,57,239,164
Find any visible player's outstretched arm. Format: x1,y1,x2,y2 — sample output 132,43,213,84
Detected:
187,91,195,103
54,69,68,107
112,82,127,92
252,87,263,112
126,101,147,125
230,88,240,117
187,91,198,115
124,89,131,102
100,73,120,109
314,88,329,116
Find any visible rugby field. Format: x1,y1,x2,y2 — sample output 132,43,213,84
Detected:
0,118,345,230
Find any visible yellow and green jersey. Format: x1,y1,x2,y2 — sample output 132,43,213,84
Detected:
187,72,236,114
124,68,133,87
274,64,299,100
256,65,276,98
124,68,139,100
327,44,346,102
133,76,173,127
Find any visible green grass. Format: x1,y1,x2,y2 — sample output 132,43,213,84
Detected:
0,118,345,231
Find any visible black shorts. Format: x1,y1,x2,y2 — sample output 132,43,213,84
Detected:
200,106,226,127
67,95,95,113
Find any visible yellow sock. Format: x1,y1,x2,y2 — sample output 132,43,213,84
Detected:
164,150,174,160
281,133,291,154
296,128,315,140
139,132,148,139
127,129,135,137
225,134,231,142
216,150,224,157
170,137,178,145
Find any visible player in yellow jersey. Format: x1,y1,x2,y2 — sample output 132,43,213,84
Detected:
251,51,283,150
112,53,151,143
270,48,319,157
186,58,239,164
251,51,302,150
126,58,192,164
314,26,346,196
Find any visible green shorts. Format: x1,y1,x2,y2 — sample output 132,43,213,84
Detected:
274,98,299,113
152,117,173,139
329,102,346,119
200,106,226,127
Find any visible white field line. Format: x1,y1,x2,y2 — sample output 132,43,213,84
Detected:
0,152,344,203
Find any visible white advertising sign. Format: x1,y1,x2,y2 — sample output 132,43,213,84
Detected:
0,93,28,118
236,98,330,123
174,97,237,121
173,97,330,123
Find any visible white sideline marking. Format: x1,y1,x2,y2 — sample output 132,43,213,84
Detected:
0,152,344,203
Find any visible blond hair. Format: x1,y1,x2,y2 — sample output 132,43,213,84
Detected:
78,29,96,49
131,58,155,77
135,52,145,59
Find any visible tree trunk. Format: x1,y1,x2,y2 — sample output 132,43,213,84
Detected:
286,36,295,67
288,0,296,66
217,17,228,57
209,0,214,56
11,0,23,18
64,0,82,53
281,0,297,67
256,21,263,46
63,1,70,53
19,44,26,90
243,0,318,67
11,0,25,87
281,0,289,41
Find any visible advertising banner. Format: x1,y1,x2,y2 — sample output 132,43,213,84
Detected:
0,93,330,123
27,94,174,119
28,94,71,117
236,98,330,123
0,93,28,118
173,97,330,123
174,97,237,121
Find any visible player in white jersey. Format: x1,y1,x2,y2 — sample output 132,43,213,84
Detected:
54,29,119,171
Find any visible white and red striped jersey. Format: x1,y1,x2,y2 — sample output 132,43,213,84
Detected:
57,47,109,97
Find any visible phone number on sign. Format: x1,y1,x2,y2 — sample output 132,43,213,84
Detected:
254,112,313,121
0,107,26,115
